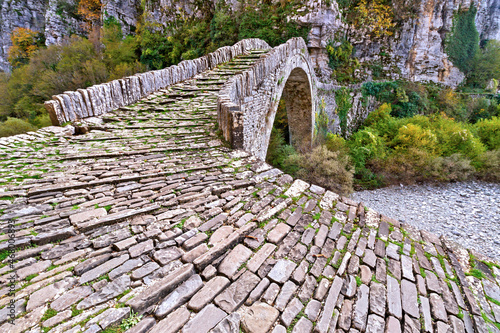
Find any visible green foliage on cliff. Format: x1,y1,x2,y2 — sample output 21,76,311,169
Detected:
335,87,352,136
237,1,309,46
466,41,500,89
446,5,500,91
446,5,479,74
326,39,360,83
362,80,499,123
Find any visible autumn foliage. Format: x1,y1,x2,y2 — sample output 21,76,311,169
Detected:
78,0,102,31
8,28,40,68
354,0,395,37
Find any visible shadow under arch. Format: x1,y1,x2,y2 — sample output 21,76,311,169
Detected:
281,67,314,151
261,65,315,159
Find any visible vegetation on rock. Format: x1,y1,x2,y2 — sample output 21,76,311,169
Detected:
446,5,480,75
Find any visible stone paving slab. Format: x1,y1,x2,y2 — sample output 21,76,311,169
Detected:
0,49,499,333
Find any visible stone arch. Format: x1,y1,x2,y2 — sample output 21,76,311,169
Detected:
254,53,316,160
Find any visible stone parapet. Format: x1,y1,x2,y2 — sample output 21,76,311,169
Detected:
44,38,270,125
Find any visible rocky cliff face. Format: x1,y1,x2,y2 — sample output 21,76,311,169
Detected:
0,0,138,72
0,0,49,72
0,0,499,87
304,0,500,87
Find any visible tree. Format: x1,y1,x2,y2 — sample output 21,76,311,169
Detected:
78,0,102,31
354,0,395,37
7,28,41,68
78,0,104,51
467,41,500,89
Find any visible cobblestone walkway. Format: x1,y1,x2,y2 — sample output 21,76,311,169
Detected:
0,52,499,333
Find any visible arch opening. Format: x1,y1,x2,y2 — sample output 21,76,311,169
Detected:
265,66,314,165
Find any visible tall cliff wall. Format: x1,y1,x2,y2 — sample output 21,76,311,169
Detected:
0,0,137,72
0,0,499,85
302,0,500,87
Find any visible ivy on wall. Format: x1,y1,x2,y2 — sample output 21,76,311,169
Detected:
446,5,479,74
335,87,352,137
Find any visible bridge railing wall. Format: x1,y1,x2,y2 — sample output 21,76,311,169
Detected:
217,37,310,149
44,39,271,125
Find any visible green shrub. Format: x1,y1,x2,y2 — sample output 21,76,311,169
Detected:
477,149,500,181
266,127,300,175
363,103,391,128
429,114,485,161
238,1,309,47
467,97,499,123
474,116,500,150
345,104,495,187
335,87,352,136
0,117,37,137
380,147,434,182
361,81,427,118
436,89,468,122
293,145,354,195
327,39,360,83
324,133,350,157
32,113,52,128
426,154,475,181
392,123,439,154
467,41,500,89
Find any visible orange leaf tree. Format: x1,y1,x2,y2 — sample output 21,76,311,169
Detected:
78,0,103,32
8,27,40,68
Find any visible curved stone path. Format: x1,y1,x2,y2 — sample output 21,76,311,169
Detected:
0,52,499,333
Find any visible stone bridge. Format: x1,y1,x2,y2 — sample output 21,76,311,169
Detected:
44,38,317,160
0,38,498,333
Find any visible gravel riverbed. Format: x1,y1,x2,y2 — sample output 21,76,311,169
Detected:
350,181,500,262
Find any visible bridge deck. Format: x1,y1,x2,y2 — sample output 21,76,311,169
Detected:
0,53,499,333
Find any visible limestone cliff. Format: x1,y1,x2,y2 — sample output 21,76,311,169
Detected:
0,0,499,88
0,0,49,72
303,0,500,87
0,0,137,72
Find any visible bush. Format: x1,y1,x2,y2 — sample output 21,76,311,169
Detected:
238,1,309,47
477,149,500,181
436,89,468,121
379,147,433,183
392,123,439,154
427,154,475,181
293,145,354,195
467,97,499,123
467,41,500,89
345,104,495,187
429,114,485,161
266,127,300,175
363,102,389,127
266,126,354,194
0,118,37,137
335,88,352,135
474,116,500,150
326,39,360,83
